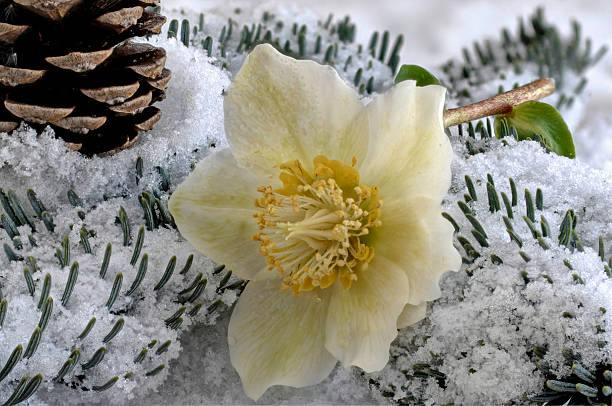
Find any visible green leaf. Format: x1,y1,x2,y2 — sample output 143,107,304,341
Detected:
394,64,439,86
494,101,575,158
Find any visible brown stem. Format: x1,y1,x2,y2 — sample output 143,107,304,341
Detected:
443,78,555,128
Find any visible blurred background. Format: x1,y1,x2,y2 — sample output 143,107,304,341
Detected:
165,0,611,67
164,0,612,171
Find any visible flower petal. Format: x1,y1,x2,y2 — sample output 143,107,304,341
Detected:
324,255,410,372
224,44,368,179
397,302,427,329
371,196,461,305
228,279,336,400
169,149,267,280
358,81,453,202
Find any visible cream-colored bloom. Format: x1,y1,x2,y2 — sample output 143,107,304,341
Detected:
169,44,460,400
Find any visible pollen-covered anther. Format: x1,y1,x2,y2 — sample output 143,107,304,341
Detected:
253,155,381,295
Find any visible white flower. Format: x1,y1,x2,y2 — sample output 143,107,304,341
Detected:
169,44,460,400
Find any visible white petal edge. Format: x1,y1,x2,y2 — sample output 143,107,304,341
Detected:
324,255,410,372
228,279,336,400
224,44,368,180
371,196,461,305
397,302,427,329
358,81,453,202
168,149,267,280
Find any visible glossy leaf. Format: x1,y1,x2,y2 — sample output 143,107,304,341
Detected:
494,101,575,158
394,64,439,86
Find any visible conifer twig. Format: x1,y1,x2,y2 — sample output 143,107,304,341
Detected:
443,78,555,127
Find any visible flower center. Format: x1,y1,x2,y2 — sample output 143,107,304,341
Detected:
253,155,381,295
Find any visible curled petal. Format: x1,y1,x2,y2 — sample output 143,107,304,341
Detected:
228,280,336,400
325,256,410,372
168,149,267,280
397,302,427,329
372,196,461,305
224,44,368,179
358,81,453,202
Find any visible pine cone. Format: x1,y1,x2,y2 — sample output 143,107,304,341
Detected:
0,0,170,155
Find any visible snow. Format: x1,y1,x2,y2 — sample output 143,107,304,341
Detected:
369,140,612,404
0,1,610,405
0,40,229,207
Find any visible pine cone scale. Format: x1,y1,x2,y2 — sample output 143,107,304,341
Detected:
4,99,74,124
54,115,107,133
0,66,46,86
131,11,165,35
0,23,30,44
13,0,84,21
147,68,171,90
97,132,140,156
133,106,160,131
45,48,114,72
0,1,170,155
127,54,166,78
114,41,167,78
108,90,151,114
95,6,144,33
0,120,19,132
80,82,140,104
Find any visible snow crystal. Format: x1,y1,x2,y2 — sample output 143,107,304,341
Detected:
0,38,229,207
0,48,243,396
370,139,612,404
0,190,244,404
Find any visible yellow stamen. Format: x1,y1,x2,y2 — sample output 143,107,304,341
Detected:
253,155,381,295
